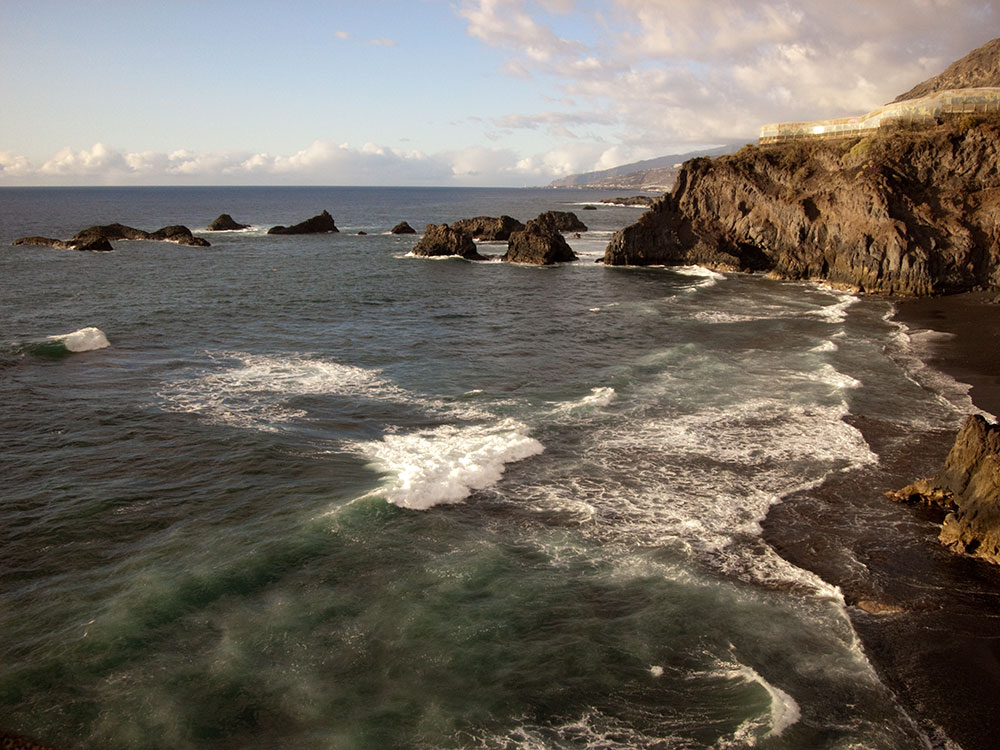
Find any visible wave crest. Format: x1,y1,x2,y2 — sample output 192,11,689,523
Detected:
357,420,544,510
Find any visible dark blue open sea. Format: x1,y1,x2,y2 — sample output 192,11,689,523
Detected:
0,187,981,749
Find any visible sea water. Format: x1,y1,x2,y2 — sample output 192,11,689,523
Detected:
0,187,977,749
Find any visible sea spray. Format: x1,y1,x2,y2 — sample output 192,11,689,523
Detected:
357,419,544,509
28,326,110,356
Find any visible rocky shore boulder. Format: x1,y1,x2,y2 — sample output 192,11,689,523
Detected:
411,224,485,260
148,225,211,247
450,215,526,241
207,214,250,231
12,235,113,252
391,221,416,234
603,117,1000,295
502,219,578,265
533,211,587,232
889,414,1000,565
14,222,210,250
267,210,339,235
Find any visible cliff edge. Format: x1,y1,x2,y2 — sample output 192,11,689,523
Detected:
604,117,1000,295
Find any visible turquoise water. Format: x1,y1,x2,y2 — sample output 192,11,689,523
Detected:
0,187,973,748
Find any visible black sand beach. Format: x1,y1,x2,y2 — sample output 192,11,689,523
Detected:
764,292,1000,750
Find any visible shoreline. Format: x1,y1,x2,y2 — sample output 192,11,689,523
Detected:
764,290,1000,750
892,291,1000,419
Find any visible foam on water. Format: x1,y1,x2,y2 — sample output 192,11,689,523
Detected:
551,386,616,416
355,419,544,509
45,326,110,352
160,351,411,430
715,661,802,744
885,311,995,422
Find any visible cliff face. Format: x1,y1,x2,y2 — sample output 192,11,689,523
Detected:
604,118,1000,295
890,415,1000,565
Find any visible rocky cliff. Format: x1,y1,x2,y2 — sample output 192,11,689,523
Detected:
604,117,1000,295
889,414,1000,565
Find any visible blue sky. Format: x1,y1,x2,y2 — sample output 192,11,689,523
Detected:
0,1,995,186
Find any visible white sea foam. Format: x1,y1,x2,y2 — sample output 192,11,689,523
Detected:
807,293,859,323
670,264,725,279
355,419,544,510
160,352,411,430
810,340,839,353
885,312,994,422
552,387,617,416
716,662,801,743
46,326,110,352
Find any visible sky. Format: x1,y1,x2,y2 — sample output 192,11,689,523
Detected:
0,0,996,187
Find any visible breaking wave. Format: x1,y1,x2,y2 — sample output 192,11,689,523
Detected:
355,419,544,510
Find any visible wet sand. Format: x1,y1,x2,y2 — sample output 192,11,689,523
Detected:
764,292,1000,750
893,291,1000,418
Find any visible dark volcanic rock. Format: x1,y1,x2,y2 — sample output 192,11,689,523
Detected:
889,414,1000,565
149,225,211,247
207,213,250,231
267,210,339,235
533,210,587,232
72,223,150,243
502,219,578,265
391,221,416,235
411,224,485,260
450,215,526,241
69,223,211,248
12,235,113,251
14,222,210,251
604,118,1000,295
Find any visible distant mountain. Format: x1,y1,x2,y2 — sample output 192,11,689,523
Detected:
893,36,1000,102
549,145,741,190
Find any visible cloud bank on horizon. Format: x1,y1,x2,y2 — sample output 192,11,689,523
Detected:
0,0,994,186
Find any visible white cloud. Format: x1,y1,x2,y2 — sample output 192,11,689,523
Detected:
0,151,32,177
370,37,398,47
455,0,998,150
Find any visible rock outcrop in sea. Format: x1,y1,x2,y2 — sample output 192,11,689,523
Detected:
600,196,658,207
450,215,526,241
267,210,338,235
411,224,485,260
12,223,210,250
502,219,578,265
604,117,1000,294
889,414,1000,565
390,221,416,235
534,211,587,233
207,214,250,231
12,235,113,252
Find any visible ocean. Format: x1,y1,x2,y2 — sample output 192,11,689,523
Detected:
0,187,981,749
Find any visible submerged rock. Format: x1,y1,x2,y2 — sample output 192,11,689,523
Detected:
411,224,485,260
207,213,250,231
889,414,1000,565
267,210,339,235
502,219,578,265
450,215,525,241
391,221,416,235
